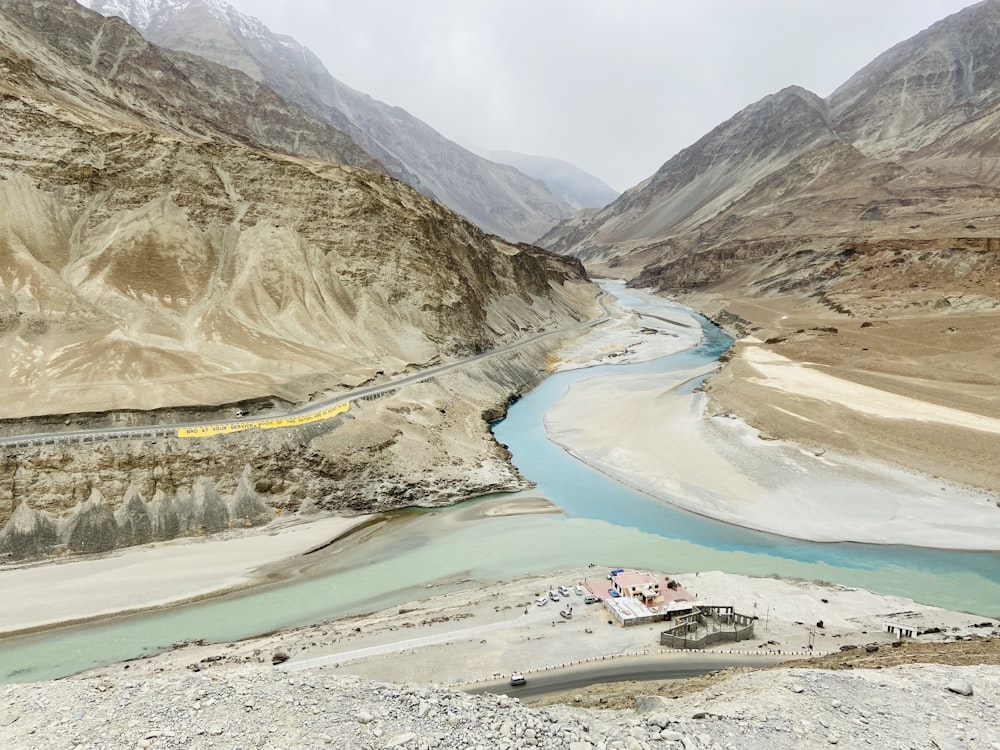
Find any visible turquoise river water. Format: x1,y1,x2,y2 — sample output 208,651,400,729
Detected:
0,285,997,684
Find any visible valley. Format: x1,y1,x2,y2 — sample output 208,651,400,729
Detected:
1,1,999,748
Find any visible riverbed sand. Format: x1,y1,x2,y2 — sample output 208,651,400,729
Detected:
545,285,1000,549
0,514,372,634
2,283,996,686
0,494,567,635
705,295,1000,493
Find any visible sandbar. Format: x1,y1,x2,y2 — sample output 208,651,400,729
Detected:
0,514,372,635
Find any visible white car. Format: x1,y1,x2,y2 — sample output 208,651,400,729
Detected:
575,586,584,596
536,596,547,606
549,590,560,602
558,585,571,597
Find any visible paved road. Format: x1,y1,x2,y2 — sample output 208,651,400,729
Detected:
464,652,784,699
0,295,612,448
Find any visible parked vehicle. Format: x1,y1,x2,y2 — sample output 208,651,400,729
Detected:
584,595,601,604
548,590,560,602
608,588,620,597
536,596,547,606
559,608,572,619
558,585,571,597
510,673,526,686
575,586,584,596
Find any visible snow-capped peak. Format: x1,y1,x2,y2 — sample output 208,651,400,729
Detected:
77,0,268,41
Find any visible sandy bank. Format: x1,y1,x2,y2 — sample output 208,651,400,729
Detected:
114,566,994,690
0,514,372,635
545,362,1000,549
542,285,1000,549
708,296,1000,493
740,344,1000,435
551,281,703,372
0,494,566,637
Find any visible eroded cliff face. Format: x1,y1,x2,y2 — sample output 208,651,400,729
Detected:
0,0,600,559
0,340,568,559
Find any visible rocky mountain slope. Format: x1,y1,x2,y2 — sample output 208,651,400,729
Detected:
541,0,1000,492
484,149,620,211
0,0,599,556
0,652,995,749
80,0,577,243
542,0,1000,302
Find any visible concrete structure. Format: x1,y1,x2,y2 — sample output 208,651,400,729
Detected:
884,621,918,638
660,606,755,649
610,571,660,603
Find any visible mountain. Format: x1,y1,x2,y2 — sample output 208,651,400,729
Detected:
484,150,619,211
0,0,599,554
540,0,1000,493
3,3,379,172
541,1,1000,302
540,85,842,274
1,0,595,417
79,0,577,243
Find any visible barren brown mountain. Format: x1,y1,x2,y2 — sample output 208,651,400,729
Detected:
0,0,599,557
79,0,578,243
542,0,1000,492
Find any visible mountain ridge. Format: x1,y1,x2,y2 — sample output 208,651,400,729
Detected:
483,149,619,211
80,0,577,243
541,0,1000,296
0,0,599,554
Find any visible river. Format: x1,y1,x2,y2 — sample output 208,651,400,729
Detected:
1,283,997,683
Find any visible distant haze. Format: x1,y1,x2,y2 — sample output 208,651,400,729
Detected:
223,1,973,192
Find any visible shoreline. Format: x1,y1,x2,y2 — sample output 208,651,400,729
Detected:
2,281,996,675
69,565,999,690
545,373,1000,551
0,495,565,639
0,514,374,636
542,286,1000,551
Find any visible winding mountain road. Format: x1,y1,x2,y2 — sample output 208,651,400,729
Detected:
0,295,612,449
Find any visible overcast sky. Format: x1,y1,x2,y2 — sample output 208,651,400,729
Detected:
227,1,974,192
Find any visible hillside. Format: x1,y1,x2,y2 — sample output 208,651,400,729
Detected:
80,0,577,243
542,1,1000,287
3,657,994,750
541,0,1000,491
0,0,599,556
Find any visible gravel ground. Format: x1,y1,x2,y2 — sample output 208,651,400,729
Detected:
2,567,998,749
1,656,997,749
